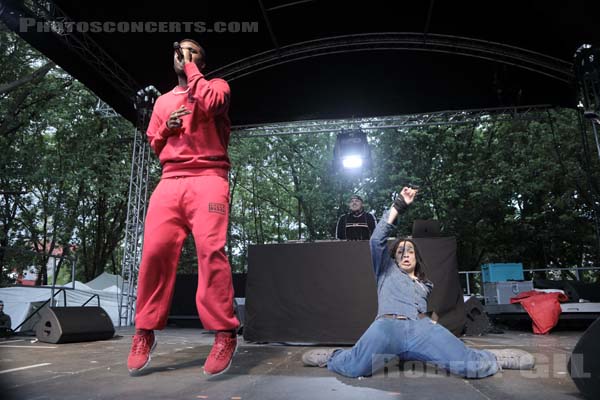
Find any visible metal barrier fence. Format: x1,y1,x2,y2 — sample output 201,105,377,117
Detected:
459,267,600,296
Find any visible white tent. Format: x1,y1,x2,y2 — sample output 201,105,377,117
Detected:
84,271,124,293
0,272,126,332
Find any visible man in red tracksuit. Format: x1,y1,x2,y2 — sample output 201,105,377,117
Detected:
127,39,239,376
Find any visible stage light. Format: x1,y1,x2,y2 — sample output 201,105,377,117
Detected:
333,129,372,173
574,44,600,122
341,155,363,169
574,44,600,161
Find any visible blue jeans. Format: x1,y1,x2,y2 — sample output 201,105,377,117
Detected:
327,317,498,378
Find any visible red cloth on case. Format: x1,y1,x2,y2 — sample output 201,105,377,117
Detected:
510,290,568,334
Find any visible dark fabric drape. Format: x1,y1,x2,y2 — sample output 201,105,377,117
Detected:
244,238,465,344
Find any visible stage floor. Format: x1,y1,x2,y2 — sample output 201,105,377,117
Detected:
0,326,587,400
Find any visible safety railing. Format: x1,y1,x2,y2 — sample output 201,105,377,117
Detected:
459,267,600,296
10,290,103,334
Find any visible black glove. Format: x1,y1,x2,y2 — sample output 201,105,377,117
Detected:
393,196,408,213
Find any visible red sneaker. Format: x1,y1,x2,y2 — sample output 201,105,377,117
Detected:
203,331,238,376
127,330,156,375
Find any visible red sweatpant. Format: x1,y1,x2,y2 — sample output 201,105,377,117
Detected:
135,175,239,331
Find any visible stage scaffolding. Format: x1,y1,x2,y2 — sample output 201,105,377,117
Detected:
230,104,553,138
95,89,157,327
16,99,591,327
207,33,573,84
4,1,585,326
117,88,158,327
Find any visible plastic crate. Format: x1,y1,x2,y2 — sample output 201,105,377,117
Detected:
483,281,533,304
481,263,524,283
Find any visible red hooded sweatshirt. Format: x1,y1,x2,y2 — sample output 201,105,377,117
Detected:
146,62,231,178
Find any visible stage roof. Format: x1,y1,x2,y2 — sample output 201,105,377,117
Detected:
2,0,599,125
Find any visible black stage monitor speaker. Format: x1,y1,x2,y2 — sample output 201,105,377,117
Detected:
568,317,600,400
563,281,600,303
534,279,600,302
463,296,491,336
412,219,441,238
35,306,115,344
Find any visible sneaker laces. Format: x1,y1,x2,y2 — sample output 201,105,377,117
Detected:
213,333,235,360
131,333,152,355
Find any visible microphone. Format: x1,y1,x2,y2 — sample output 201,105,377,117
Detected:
173,42,183,61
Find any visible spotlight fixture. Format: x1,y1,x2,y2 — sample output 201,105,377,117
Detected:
333,129,372,172
574,44,600,122
342,154,363,169
574,44,600,161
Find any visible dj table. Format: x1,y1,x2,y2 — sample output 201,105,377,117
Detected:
244,238,465,344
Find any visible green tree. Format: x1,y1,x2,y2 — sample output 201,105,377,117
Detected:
1,24,133,285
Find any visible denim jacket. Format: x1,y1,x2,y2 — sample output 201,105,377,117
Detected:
370,209,433,320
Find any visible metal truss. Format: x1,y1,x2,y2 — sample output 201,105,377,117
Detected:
93,99,119,118
117,126,149,327
207,33,573,83
117,86,159,327
16,0,140,101
231,104,553,138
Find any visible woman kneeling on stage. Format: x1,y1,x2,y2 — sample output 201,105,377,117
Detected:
302,187,534,378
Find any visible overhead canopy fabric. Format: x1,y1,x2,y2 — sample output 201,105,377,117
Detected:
2,0,598,124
